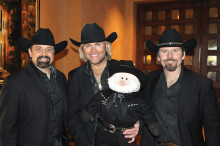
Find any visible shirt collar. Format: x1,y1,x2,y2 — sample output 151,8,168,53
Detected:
30,61,56,78
159,65,184,89
162,65,184,83
85,59,110,75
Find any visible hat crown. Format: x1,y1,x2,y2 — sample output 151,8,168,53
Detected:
31,28,55,46
81,23,106,43
69,23,117,47
146,29,197,54
18,28,67,54
158,29,183,45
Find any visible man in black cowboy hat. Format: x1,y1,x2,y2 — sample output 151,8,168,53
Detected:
67,23,140,145
0,28,68,146
140,29,220,146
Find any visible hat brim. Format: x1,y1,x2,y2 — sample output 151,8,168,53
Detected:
54,41,68,54
69,32,118,47
18,37,67,54
69,38,81,47
146,40,158,54
182,38,197,53
147,39,197,54
18,37,33,53
106,32,117,43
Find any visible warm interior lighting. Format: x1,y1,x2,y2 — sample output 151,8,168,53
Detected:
146,55,151,64
203,126,205,141
207,56,217,66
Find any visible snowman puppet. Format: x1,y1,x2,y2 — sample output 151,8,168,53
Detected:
81,64,160,146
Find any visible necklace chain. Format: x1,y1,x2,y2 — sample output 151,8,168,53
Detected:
92,68,103,90
93,69,102,77
96,76,102,90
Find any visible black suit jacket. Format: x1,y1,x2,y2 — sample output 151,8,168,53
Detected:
140,67,220,146
0,63,68,146
67,59,133,146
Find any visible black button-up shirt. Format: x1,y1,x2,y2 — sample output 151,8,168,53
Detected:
152,69,183,145
30,62,65,145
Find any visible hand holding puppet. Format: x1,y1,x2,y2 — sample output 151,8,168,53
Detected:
81,64,160,145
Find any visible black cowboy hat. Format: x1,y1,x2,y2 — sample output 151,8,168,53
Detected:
108,62,147,89
147,29,197,54
69,23,117,47
18,28,67,54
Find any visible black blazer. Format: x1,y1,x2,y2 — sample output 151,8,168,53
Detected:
140,67,220,146
67,59,133,146
0,63,68,146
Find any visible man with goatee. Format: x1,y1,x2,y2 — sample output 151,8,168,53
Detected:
0,28,68,146
140,29,220,146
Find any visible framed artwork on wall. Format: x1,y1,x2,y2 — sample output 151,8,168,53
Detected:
0,9,2,31
36,0,40,30
21,0,40,68
0,0,40,73
22,0,40,38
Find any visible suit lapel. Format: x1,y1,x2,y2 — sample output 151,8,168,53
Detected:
26,63,49,97
56,72,68,129
56,72,67,99
178,68,194,145
178,68,194,120
82,70,94,96
81,64,96,97
147,70,162,104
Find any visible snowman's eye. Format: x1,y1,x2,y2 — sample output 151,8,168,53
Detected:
121,77,123,79
126,78,128,80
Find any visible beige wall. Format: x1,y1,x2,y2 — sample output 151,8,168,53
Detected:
40,0,146,77
40,0,82,77
81,0,129,61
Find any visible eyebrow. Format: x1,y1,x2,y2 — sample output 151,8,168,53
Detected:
46,47,53,49
160,47,181,50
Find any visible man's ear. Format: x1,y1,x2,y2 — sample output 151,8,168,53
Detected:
28,48,32,58
156,51,161,62
182,51,186,60
157,55,161,62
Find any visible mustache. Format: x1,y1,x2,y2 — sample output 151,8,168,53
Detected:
164,59,177,62
37,56,50,60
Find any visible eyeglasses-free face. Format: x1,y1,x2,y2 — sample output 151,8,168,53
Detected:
28,45,55,68
157,47,185,72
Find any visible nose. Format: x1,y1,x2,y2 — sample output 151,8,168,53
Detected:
91,45,97,53
40,49,46,55
168,51,172,58
119,80,126,86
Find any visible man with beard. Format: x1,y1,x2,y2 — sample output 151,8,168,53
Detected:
140,29,220,146
68,23,140,146
0,28,68,146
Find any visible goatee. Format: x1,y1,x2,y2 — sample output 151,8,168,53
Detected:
37,56,51,68
164,59,177,72
165,64,177,72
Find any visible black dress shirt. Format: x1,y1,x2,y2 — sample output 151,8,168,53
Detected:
152,69,183,145
31,62,65,145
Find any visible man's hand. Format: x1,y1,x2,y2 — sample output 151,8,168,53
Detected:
123,121,140,143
